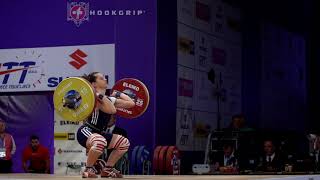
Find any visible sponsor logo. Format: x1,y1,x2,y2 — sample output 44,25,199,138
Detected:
69,49,88,69
67,2,146,27
57,161,86,167
47,76,68,88
54,133,75,140
67,2,89,27
57,148,83,154
60,120,80,126
0,51,45,90
194,122,211,137
47,49,87,87
178,37,195,55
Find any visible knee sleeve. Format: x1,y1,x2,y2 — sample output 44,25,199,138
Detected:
87,134,108,153
114,136,130,152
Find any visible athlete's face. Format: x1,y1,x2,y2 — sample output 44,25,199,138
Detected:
93,73,108,89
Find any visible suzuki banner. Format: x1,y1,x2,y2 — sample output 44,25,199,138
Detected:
0,44,115,92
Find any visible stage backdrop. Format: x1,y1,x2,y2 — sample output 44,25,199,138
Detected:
0,0,156,173
177,0,242,151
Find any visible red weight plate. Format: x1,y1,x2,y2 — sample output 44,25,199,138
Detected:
152,146,162,174
112,78,150,119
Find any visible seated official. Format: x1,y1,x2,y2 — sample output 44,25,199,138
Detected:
257,140,284,172
213,143,238,173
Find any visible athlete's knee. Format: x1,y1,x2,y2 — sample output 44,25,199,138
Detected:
87,134,108,153
114,136,130,152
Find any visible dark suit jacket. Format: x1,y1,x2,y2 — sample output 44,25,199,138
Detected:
257,153,284,172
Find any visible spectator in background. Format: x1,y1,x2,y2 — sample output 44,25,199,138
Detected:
22,135,50,173
257,140,284,172
0,119,16,173
227,114,253,132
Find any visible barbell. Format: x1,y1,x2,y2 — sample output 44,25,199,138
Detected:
53,77,149,121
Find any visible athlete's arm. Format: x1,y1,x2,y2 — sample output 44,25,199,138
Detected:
97,94,117,114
